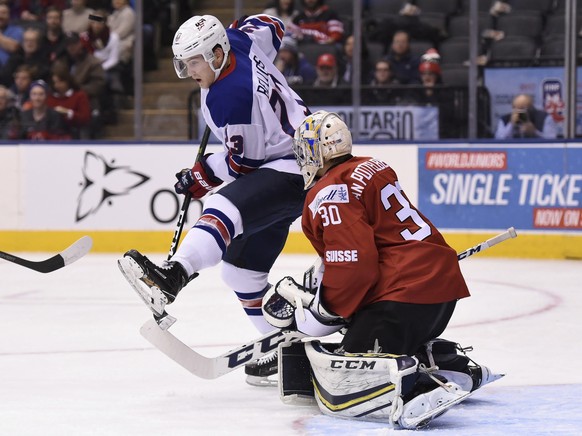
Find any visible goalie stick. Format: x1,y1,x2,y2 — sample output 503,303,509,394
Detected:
456,227,517,260
118,126,211,331
0,235,93,273
140,228,518,379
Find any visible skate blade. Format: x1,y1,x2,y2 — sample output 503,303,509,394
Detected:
400,388,473,429
245,374,278,387
480,366,505,388
118,256,168,317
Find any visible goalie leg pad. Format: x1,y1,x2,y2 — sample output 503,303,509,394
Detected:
304,340,419,423
279,342,315,404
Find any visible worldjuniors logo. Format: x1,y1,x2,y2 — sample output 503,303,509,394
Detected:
76,151,149,222
425,152,507,170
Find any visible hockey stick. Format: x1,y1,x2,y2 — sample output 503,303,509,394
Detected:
456,227,517,260
168,125,212,260
118,126,212,331
140,227,518,379
0,235,93,273
155,125,212,328
140,322,306,379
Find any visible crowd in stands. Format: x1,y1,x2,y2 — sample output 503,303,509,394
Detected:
0,0,138,140
265,0,573,137
270,0,575,86
0,0,574,140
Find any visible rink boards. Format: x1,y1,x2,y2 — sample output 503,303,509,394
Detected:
1,142,581,259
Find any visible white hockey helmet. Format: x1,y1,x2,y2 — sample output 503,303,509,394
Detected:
172,15,230,80
293,111,352,189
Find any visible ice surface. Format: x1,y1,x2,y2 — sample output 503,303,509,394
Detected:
1,253,581,435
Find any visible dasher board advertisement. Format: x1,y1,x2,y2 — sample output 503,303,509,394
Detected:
418,146,582,231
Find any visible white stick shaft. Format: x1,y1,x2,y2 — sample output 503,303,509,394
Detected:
457,227,517,260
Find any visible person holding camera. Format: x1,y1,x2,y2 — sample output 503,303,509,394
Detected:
494,93,557,139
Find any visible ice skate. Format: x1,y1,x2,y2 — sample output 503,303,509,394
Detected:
418,338,504,392
398,381,472,429
467,363,504,390
245,350,278,387
118,249,196,321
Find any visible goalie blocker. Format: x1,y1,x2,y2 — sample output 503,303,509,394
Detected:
278,339,503,429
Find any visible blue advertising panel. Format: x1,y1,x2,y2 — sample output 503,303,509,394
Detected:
418,146,582,231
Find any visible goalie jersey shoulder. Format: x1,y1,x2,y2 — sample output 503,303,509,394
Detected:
306,156,395,206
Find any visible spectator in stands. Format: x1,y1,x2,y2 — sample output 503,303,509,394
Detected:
0,84,20,139
371,59,399,86
370,2,442,48
275,35,316,86
13,0,67,23
416,49,443,102
414,49,457,139
0,3,23,67
494,94,558,139
108,0,135,94
314,53,343,86
42,6,68,64
19,79,71,140
339,34,373,84
0,27,51,87
63,0,94,34
47,65,91,139
107,0,135,65
289,0,344,44
262,0,299,29
385,30,421,85
364,59,400,105
86,10,124,93
11,64,33,110
310,52,349,105
55,31,106,137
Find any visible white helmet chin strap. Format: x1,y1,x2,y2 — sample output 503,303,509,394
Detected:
209,53,228,80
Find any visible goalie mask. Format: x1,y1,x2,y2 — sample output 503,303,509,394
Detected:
172,15,230,80
293,111,352,189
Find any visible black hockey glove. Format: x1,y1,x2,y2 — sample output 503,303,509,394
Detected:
174,154,222,199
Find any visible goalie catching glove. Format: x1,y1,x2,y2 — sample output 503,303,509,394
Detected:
174,154,223,199
262,259,345,337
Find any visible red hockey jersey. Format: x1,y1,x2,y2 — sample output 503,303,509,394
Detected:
302,156,470,319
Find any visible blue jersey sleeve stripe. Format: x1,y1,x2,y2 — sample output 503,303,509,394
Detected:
256,15,285,39
247,15,284,51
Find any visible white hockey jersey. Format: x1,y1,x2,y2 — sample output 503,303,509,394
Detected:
201,15,311,182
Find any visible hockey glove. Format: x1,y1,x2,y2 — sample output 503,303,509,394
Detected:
174,154,222,199
262,276,345,337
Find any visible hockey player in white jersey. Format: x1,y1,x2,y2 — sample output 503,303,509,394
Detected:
118,14,310,372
